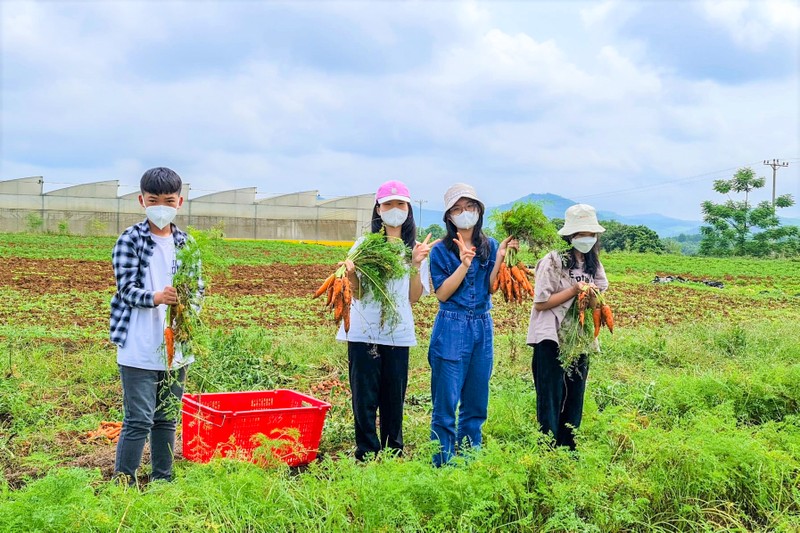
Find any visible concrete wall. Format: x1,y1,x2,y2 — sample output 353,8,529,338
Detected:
0,177,374,241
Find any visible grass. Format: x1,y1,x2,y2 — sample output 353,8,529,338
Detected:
0,234,799,531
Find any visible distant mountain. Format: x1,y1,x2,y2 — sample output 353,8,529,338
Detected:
494,193,577,220
492,193,704,237
416,193,800,238
416,207,446,229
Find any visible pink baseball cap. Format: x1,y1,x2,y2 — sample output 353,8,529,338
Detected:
375,180,411,204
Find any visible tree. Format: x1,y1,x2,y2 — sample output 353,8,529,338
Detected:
418,223,446,241
700,167,798,257
600,220,666,254
663,233,703,255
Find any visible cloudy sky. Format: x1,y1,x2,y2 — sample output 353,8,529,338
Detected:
2,0,798,220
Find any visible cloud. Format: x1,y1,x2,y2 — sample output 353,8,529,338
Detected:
701,0,800,50
1,0,798,221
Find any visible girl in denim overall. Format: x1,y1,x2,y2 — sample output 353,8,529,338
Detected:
427,183,516,466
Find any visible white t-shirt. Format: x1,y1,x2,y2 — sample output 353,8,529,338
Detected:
117,234,193,370
335,238,430,347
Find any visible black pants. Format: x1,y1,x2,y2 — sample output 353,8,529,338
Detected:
348,342,409,460
531,340,588,450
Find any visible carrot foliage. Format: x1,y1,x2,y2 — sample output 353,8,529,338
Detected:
338,230,409,329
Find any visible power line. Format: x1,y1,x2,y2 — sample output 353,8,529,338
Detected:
571,161,765,202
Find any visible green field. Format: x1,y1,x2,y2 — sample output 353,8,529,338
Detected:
1,233,799,531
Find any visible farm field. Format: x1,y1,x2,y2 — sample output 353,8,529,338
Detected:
1,232,799,531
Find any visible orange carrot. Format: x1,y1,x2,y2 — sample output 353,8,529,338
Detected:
330,278,342,309
326,282,335,307
601,304,614,333
523,275,534,296
314,274,336,298
342,277,352,307
492,264,503,292
342,277,352,332
514,262,531,291
593,307,602,338
510,265,528,293
517,262,533,276
332,278,344,323
164,326,175,367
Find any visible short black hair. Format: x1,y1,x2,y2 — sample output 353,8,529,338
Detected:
140,167,182,195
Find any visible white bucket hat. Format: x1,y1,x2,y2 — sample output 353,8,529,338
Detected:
558,204,606,236
443,183,484,212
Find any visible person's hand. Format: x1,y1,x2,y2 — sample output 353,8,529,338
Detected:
573,281,590,296
412,233,441,267
154,286,178,305
498,235,518,259
337,259,355,275
454,233,476,268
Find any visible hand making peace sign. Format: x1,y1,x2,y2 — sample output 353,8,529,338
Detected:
453,233,477,268
412,233,441,268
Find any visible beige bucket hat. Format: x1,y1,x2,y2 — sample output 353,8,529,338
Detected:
558,204,606,236
443,183,484,212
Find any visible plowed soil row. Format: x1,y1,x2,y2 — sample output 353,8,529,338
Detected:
2,259,798,331
0,258,331,298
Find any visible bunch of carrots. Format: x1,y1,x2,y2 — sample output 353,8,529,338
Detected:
313,230,408,334
577,285,615,338
493,246,534,303
558,284,615,372
313,272,353,333
86,421,122,443
163,235,204,368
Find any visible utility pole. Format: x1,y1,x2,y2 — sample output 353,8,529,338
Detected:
416,199,427,228
763,159,789,211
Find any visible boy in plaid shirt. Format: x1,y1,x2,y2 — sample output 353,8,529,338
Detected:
110,167,202,485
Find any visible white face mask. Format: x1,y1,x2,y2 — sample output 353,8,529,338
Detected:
451,210,480,230
145,205,177,230
572,236,597,254
379,207,408,228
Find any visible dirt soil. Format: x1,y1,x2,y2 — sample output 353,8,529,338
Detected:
0,258,333,298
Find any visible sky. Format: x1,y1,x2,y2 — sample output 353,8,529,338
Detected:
1,0,799,221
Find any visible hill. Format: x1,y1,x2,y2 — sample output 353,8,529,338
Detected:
417,193,799,238
494,193,705,237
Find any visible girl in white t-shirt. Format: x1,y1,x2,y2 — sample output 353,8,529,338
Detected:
336,180,437,460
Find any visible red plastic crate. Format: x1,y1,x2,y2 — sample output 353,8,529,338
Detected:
181,389,331,467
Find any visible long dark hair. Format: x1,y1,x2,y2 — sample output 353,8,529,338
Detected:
443,204,491,261
561,235,601,277
371,202,417,250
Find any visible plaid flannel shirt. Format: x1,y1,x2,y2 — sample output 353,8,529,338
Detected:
109,219,203,347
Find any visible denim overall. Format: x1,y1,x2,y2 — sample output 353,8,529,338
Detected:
428,238,497,466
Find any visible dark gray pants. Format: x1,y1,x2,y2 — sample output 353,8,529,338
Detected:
347,342,409,461
532,341,588,450
115,365,186,482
